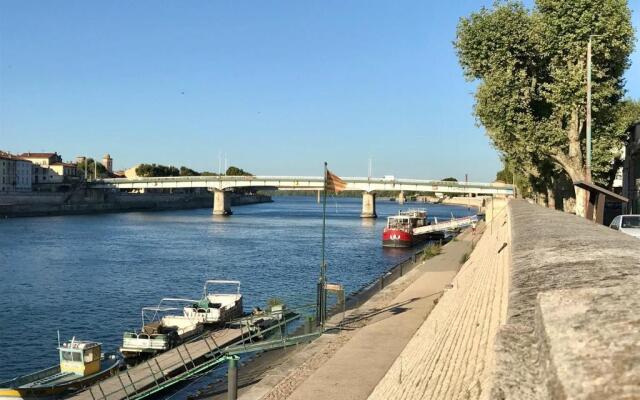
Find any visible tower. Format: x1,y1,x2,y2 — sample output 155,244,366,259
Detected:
102,154,113,173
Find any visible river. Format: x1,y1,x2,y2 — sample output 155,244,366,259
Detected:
0,196,475,381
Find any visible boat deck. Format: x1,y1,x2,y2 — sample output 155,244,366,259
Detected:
68,328,245,400
21,371,76,388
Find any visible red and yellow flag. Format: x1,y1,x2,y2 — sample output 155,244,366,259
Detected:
326,169,347,193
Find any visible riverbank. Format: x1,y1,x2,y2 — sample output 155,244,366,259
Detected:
189,223,480,400
367,199,640,400
0,191,271,218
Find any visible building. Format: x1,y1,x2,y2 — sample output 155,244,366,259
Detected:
0,152,33,192
102,154,113,173
124,164,141,179
49,162,79,183
0,153,16,192
19,152,62,167
15,158,33,191
622,122,640,213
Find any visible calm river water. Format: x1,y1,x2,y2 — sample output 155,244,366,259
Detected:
0,196,474,381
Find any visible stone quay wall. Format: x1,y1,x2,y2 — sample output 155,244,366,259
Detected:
0,190,271,218
488,200,640,400
368,199,640,400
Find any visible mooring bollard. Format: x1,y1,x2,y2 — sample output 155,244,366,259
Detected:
228,355,239,400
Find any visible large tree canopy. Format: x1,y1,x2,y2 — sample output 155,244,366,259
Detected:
455,0,637,214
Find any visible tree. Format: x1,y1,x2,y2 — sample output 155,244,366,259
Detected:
135,164,179,177
225,166,252,176
179,166,200,176
455,0,635,216
77,158,108,178
442,177,458,182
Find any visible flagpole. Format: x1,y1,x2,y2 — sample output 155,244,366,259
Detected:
318,161,328,329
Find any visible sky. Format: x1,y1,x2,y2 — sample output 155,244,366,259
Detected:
1,1,639,181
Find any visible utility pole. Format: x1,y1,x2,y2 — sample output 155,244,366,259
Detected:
94,160,97,181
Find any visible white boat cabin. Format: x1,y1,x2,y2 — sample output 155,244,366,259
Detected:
184,280,243,324
386,209,428,231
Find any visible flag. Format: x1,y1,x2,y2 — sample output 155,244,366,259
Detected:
326,169,347,193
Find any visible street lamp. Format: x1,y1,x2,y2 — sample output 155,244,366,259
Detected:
586,34,602,183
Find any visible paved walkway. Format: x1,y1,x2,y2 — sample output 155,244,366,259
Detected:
252,227,480,400
368,202,510,400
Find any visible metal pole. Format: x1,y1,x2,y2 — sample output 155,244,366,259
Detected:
84,156,87,181
317,162,328,328
227,356,238,400
465,173,470,210
94,160,97,181
586,36,592,183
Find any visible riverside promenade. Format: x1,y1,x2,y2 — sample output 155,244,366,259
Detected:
238,217,482,400
243,199,640,400
370,199,640,400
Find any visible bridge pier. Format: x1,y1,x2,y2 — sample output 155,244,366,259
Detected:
360,192,377,218
213,190,233,215
398,190,406,205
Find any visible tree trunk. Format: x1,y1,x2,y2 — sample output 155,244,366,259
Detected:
573,186,588,217
547,186,556,209
550,154,588,216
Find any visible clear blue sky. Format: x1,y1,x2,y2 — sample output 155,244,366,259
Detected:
1,1,639,181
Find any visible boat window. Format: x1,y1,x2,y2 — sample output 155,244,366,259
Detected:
84,349,94,363
72,351,82,362
62,350,73,361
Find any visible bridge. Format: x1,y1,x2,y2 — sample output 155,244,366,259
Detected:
90,176,514,217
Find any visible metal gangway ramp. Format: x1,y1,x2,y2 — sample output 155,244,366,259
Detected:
413,215,478,235
69,328,244,400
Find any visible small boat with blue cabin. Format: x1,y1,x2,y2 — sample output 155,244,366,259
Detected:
0,338,120,400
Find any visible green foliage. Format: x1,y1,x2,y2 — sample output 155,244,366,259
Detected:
421,243,442,261
179,166,200,176
267,297,283,307
495,158,534,197
225,166,252,176
136,164,179,177
442,177,458,182
455,0,636,194
77,158,108,178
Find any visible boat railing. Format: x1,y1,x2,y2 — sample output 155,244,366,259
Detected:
140,298,201,329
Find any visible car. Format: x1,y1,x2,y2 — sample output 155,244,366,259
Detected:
609,215,640,239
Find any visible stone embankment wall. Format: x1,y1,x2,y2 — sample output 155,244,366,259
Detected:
488,200,640,400
368,199,640,400
368,197,511,400
0,190,271,218
442,196,487,212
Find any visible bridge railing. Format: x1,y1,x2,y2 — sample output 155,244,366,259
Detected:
95,176,514,190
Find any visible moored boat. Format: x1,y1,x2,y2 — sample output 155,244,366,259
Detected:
0,338,120,400
183,280,243,325
382,209,430,248
119,298,204,363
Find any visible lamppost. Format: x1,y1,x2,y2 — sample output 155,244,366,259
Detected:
586,34,602,183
